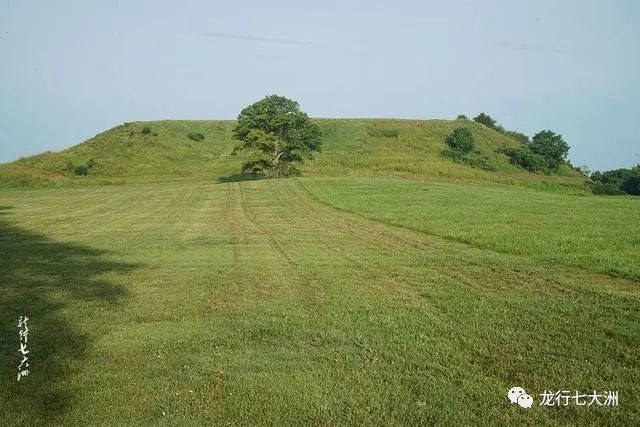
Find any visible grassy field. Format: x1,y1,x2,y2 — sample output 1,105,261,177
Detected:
1,177,638,425
301,177,640,280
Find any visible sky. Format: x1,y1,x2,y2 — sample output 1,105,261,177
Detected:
1,0,639,171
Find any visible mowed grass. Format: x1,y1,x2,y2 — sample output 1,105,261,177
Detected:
302,177,640,281
1,178,639,425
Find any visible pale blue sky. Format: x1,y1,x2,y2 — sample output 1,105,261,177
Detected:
1,0,638,170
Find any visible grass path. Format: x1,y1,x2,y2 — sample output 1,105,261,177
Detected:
0,179,638,425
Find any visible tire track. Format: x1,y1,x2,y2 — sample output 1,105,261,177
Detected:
235,181,330,310
266,180,370,270
282,179,439,253
287,179,600,297
237,182,297,268
223,183,241,267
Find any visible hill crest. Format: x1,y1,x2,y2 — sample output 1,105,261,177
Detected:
0,118,585,191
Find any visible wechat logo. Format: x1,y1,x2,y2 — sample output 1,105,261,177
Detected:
508,386,533,409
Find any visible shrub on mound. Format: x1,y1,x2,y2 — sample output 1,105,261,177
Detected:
473,113,497,129
368,127,398,138
74,165,89,176
188,132,205,141
443,149,494,170
503,147,548,173
621,171,640,195
445,128,474,154
588,181,626,195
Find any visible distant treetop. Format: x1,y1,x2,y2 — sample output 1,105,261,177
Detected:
473,113,497,129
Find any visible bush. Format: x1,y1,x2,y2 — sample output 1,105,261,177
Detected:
621,169,640,195
188,132,205,141
588,181,625,195
445,128,474,154
591,169,632,187
443,149,493,170
141,126,152,135
74,164,89,176
503,147,549,173
473,113,497,129
590,166,640,196
368,127,398,138
456,114,467,120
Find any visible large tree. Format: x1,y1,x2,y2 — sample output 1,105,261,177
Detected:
530,130,570,169
232,95,321,178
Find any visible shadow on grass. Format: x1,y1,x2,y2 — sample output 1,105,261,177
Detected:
0,206,138,423
216,172,265,184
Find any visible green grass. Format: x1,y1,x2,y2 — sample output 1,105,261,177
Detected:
0,164,69,189
2,119,587,192
10,120,240,185
0,116,633,424
301,177,640,280
306,119,584,191
1,178,639,425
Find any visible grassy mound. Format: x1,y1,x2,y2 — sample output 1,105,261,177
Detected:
2,118,585,190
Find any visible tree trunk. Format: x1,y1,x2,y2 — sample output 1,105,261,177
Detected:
273,151,284,178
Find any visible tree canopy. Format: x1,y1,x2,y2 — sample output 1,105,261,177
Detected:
592,165,640,195
621,166,640,195
473,113,497,129
530,130,569,169
232,95,321,178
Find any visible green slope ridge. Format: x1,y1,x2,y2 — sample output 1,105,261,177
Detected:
1,118,585,190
